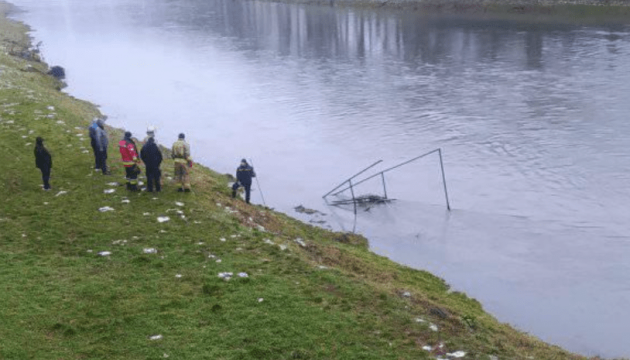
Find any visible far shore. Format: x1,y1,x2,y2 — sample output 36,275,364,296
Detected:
262,0,630,22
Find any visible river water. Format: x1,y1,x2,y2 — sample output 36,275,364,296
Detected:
9,0,630,357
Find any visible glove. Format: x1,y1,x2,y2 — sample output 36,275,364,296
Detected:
188,160,193,168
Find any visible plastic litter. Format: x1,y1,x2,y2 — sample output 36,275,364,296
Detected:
218,272,233,279
143,212,150,216
220,238,226,242
143,248,158,254
216,259,222,263
175,202,184,207
107,182,120,186
103,189,116,194
263,239,274,245
87,249,93,253
318,265,328,270
55,191,68,197
238,272,248,278
402,291,411,298
175,274,182,278
157,216,170,223
278,244,287,251
446,351,466,358
294,238,306,247
415,318,426,323
258,298,264,303
98,251,111,256
121,199,130,204
422,346,432,351
429,323,439,332
149,335,162,341
99,206,115,212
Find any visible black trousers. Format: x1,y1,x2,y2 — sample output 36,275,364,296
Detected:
125,166,138,190
146,167,161,192
90,139,98,169
232,182,252,203
40,166,51,189
97,149,108,173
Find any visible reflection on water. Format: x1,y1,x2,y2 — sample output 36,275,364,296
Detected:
9,0,630,357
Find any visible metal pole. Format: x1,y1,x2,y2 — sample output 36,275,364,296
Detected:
323,160,383,198
249,158,267,206
348,179,357,215
330,149,440,197
438,149,451,211
381,173,388,199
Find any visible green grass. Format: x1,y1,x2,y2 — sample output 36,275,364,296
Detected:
0,3,596,360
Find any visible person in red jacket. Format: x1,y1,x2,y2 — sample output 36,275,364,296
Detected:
119,131,141,191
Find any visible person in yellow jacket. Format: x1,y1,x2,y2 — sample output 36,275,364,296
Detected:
171,133,192,192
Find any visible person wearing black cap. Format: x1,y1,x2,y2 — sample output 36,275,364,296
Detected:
34,137,52,190
232,159,256,204
171,133,192,192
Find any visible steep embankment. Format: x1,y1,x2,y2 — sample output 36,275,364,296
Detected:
0,3,590,360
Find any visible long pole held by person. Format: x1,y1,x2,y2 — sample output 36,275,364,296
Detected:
249,158,267,206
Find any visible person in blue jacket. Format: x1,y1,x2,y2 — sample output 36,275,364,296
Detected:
231,159,256,204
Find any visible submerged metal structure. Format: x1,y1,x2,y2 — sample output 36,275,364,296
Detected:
323,148,451,213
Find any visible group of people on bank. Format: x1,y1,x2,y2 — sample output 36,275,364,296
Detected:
34,118,258,204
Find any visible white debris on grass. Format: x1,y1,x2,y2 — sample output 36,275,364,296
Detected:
415,317,426,323
152,197,158,200
143,212,150,216
230,234,239,238
446,351,466,358
98,251,111,256
103,189,116,194
143,248,158,254
99,206,115,212
87,249,93,253
175,274,182,278
112,240,127,245
47,106,54,111
81,150,89,153
278,244,287,251
43,202,48,205
220,237,226,242
149,335,162,341
294,238,306,247
429,323,439,332
402,291,411,298
489,356,499,360
256,225,266,232
106,182,120,186
21,135,27,138
175,201,184,207
197,242,204,245
317,265,328,270
238,272,248,278
422,345,432,351
163,354,169,358
208,254,216,259
258,298,264,303
216,259,222,263
157,216,170,223
55,191,68,197
263,239,274,245
218,272,233,279
121,199,130,204
25,142,31,146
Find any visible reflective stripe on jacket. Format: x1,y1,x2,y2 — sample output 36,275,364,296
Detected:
171,140,191,163
119,139,139,167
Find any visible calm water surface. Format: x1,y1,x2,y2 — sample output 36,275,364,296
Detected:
9,0,630,357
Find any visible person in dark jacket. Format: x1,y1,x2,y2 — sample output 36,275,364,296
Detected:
140,136,163,192
94,119,110,175
34,137,52,190
88,118,99,170
231,159,256,204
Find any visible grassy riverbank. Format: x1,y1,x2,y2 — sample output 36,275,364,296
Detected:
0,2,600,360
